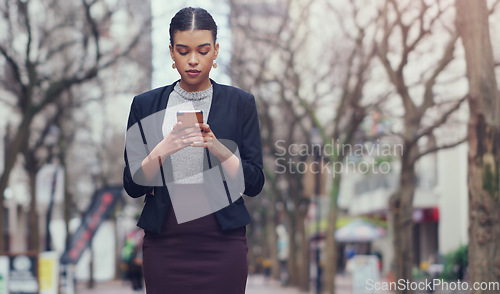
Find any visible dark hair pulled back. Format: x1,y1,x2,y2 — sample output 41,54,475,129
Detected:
169,7,218,46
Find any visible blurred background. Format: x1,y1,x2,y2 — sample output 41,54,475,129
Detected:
0,0,499,293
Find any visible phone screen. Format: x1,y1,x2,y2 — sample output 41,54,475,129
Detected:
177,110,203,128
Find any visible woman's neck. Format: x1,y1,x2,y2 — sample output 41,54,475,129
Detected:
179,79,212,92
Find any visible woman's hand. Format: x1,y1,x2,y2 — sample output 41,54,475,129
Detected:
159,121,201,156
183,123,232,161
187,123,241,180
141,122,201,184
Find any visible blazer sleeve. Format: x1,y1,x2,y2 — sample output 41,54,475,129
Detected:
240,94,265,196
123,97,151,198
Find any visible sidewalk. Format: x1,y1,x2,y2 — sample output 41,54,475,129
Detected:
75,274,353,294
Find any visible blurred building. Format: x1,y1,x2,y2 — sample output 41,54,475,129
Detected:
337,138,468,274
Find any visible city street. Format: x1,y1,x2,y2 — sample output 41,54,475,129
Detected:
75,274,353,294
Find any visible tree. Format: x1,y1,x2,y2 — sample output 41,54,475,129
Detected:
375,0,467,290
318,1,383,292
0,0,148,253
456,0,500,292
229,0,315,289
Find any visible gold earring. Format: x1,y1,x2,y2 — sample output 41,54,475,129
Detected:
172,63,176,69
213,62,218,69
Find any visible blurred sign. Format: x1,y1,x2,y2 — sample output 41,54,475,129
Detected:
8,254,39,294
60,186,122,264
351,255,380,294
39,252,59,294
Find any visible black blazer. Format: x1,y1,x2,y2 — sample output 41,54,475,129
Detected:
123,79,265,234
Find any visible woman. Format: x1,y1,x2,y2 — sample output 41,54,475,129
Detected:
123,7,264,294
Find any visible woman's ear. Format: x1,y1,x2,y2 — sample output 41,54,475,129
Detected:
214,43,219,60
169,44,174,60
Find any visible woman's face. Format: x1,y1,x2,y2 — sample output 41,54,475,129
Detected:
170,30,219,92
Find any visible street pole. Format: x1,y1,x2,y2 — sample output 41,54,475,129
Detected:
45,167,58,251
314,143,321,294
44,125,60,252
310,127,322,294
88,163,101,289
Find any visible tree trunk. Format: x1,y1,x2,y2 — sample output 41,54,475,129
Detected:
64,171,72,249
296,208,310,292
287,173,310,292
323,174,341,293
58,122,72,249
266,193,280,280
27,167,40,252
286,173,310,290
466,117,500,292
0,115,33,253
113,207,121,280
24,131,41,253
287,213,298,286
389,148,417,294
456,1,500,292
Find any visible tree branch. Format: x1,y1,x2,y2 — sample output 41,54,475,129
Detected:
82,0,101,63
0,96,16,108
419,32,459,115
39,40,80,66
34,16,147,113
489,0,500,14
97,23,144,70
0,45,26,97
414,95,467,143
376,1,416,115
18,0,37,110
413,136,467,162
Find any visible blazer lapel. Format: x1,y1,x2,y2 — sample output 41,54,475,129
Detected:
160,81,176,111
207,79,225,137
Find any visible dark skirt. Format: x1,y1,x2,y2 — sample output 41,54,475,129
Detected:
142,199,248,294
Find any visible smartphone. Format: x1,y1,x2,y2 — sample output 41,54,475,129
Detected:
176,110,203,129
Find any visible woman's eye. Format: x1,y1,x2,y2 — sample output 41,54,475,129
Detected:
179,51,188,56
200,52,208,55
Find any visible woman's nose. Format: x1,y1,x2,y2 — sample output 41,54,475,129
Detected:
188,53,198,66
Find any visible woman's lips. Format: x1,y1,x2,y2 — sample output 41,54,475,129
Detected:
186,70,200,77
